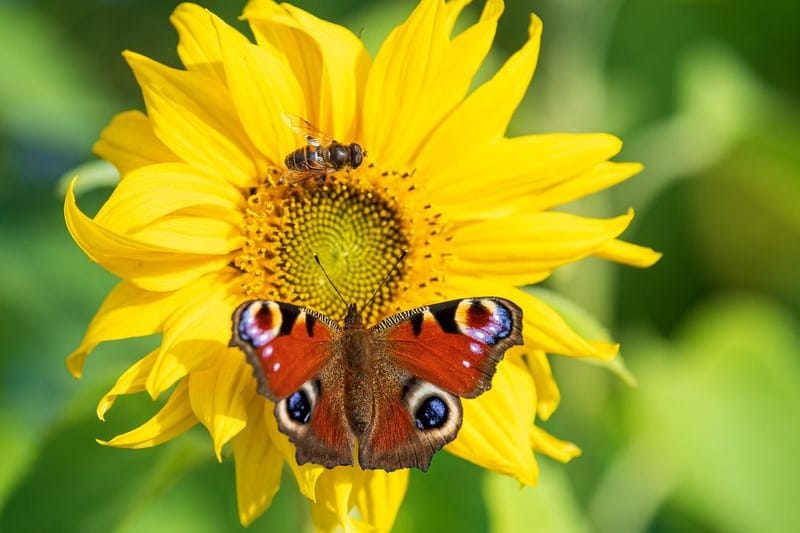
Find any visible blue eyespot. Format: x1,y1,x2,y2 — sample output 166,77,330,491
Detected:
415,397,448,430
493,304,512,340
286,390,312,424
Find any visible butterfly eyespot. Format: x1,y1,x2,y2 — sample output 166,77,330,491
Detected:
238,301,281,347
455,299,514,346
286,390,312,424
414,396,448,430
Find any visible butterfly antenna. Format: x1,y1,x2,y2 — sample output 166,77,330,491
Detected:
364,249,408,314
314,253,348,308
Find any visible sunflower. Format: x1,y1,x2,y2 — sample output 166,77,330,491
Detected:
65,0,660,529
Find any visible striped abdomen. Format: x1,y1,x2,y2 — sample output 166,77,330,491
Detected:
285,145,327,171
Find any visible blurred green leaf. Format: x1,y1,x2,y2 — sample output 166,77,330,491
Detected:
616,43,783,211
687,137,800,307
0,410,38,507
595,294,800,532
484,465,591,533
0,6,120,150
0,400,209,533
343,1,416,57
117,464,308,533
525,287,636,386
395,454,489,533
56,160,120,198
670,296,800,533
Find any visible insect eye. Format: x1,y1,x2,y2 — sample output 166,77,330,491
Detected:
414,396,448,430
351,144,363,168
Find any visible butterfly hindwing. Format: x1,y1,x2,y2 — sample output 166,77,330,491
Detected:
274,373,356,468
358,364,462,472
372,297,523,398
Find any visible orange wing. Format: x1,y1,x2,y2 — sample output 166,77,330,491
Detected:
231,300,355,468
230,300,339,399
372,298,523,398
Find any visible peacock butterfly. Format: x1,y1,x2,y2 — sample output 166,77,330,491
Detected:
230,296,523,472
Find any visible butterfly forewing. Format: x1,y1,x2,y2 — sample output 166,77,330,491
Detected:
358,371,463,472
230,300,340,400
372,297,523,398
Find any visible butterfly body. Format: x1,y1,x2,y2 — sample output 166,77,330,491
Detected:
231,297,523,471
337,304,377,436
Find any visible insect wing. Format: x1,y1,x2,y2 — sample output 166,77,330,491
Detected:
282,113,334,147
356,297,523,472
231,300,356,468
279,168,330,185
230,300,340,400
372,297,523,398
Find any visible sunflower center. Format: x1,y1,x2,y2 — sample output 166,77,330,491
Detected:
237,170,413,322
277,179,409,316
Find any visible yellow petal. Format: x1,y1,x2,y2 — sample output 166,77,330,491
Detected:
65,179,233,292
171,3,225,80
593,239,663,268
124,50,258,187
243,0,370,141
310,468,366,533
526,350,561,421
530,425,581,463
129,215,242,255
97,349,158,420
233,397,284,526
363,0,504,166
92,110,178,176
212,12,304,167
263,400,324,501
99,379,197,448
306,465,410,533
429,142,633,219
449,210,635,286
448,275,618,360
353,468,410,533
93,163,244,233
146,273,236,397
362,0,444,164
440,0,505,81
66,281,190,378
520,292,618,360
259,393,407,530
442,0,471,34
189,347,256,460
416,14,542,173
447,356,539,486
525,162,643,213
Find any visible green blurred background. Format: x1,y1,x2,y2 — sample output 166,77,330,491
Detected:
1,0,798,531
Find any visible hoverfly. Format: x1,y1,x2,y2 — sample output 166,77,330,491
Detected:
280,113,365,184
